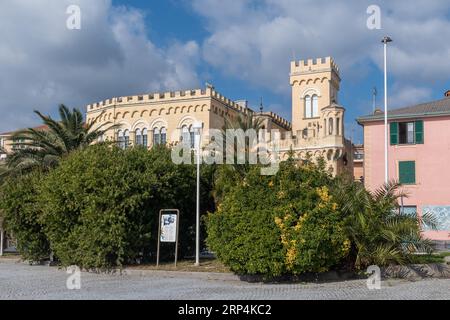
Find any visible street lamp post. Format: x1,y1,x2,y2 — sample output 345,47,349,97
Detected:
192,121,203,267
382,36,393,185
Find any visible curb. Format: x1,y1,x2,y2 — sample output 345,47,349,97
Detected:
0,257,22,263
382,263,450,280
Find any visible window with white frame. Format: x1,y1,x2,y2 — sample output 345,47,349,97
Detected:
305,95,312,118
153,128,160,145
142,128,148,147
117,130,124,149
123,130,130,149
160,127,167,145
312,95,319,117
135,128,142,146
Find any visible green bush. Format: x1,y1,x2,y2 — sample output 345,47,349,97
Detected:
332,178,437,269
207,160,349,277
0,171,50,261
38,144,214,269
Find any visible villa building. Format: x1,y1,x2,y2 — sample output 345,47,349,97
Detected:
85,57,353,175
358,91,450,245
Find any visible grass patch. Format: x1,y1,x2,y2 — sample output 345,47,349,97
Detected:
408,252,450,264
126,258,230,273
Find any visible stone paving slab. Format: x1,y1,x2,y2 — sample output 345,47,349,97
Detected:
0,261,449,300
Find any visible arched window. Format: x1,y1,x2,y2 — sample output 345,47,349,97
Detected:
153,128,160,145
160,127,167,145
336,118,340,136
305,95,312,118
142,128,148,147
312,95,319,117
329,118,334,135
124,130,130,149
135,128,142,146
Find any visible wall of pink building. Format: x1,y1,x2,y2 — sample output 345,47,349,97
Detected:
363,116,450,241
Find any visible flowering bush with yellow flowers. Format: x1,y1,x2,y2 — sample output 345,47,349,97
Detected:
206,158,349,277
274,186,350,274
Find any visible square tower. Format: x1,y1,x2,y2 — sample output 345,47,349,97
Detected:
290,57,341,135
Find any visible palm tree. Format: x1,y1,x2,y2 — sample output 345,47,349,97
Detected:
333,178,437,269
221,112,265,176
5,104,117,173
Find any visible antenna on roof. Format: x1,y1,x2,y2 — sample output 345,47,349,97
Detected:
260,97,264,113
372,86,378,113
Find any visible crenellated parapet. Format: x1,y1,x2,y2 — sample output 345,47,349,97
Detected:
86,87,249,114
260,112,292,130
290,56,340,76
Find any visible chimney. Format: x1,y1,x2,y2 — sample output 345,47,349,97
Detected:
445,90,450,98
373,107,383,115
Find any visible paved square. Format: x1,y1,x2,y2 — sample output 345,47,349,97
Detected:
0,261,448,300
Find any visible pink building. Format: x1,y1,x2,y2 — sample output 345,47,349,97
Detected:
358,91,450,247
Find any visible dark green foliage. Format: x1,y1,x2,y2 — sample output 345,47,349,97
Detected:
0,171,50,261
207,161,349,277
38,144,213,268
207,167,285,276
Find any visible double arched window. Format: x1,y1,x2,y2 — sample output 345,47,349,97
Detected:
135,128,148,147
153,127,167,145
304,95,319,118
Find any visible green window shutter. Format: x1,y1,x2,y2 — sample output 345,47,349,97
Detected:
390,122,398,145
415,120,424,144
399,161,416,184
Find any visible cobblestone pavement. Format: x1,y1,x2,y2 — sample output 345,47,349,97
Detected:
0,261,449,300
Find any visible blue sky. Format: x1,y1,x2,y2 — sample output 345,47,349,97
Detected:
1,0,450,143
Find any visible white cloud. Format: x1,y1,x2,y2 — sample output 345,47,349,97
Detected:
192,0,450,98
0,0,201,132
389,85,432,109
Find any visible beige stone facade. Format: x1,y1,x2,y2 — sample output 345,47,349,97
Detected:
85,85,291,150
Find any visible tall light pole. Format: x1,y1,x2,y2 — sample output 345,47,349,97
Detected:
192,121,203,266
382,36,392,185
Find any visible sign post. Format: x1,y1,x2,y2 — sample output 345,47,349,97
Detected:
156,209,180,267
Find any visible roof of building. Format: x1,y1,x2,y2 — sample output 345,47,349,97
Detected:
357,96,450,124
0,124,48,136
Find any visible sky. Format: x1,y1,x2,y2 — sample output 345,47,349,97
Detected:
1,0,449,143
